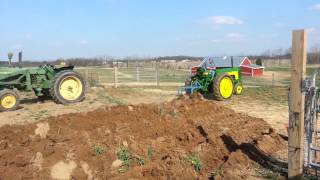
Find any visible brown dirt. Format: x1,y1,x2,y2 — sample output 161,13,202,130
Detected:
0,94,287,179
0,87,175,127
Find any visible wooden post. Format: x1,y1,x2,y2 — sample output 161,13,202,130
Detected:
85,69,89,81
136,66,140,82
156,60,159,87
288,29,307,179
272,73,275,86
114,66,118,88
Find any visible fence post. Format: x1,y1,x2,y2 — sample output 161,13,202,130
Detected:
156,60,159,87
114,66,118,88
272,73,275,86
98,72,101,85
85,69,89,81
136,66,140,82
288,29,307,179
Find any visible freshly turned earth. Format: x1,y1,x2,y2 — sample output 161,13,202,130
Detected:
0,94,287,179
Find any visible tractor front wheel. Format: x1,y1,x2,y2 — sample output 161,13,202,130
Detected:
0,89,20,112
213,73,234,100
50,70,86,104
234,83,243,95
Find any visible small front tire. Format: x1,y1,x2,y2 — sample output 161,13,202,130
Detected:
0,89,20,112
234,83,243,95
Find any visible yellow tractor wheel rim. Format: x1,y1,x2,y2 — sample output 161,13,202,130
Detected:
1,94,17,109
236,85,243,94
220,77,233,98
59,76,83,101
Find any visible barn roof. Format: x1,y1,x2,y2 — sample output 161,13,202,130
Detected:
200,56,248,68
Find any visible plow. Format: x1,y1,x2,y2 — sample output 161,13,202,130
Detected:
178,57,243,100
0,64,86,112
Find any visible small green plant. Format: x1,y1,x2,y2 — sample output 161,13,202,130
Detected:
185,153,203,172
97,91,126,105
117,146,131,167
147,147,155,157
138,156,145,166
93,145,105,155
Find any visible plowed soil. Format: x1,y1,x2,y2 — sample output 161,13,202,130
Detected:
0,94,287,179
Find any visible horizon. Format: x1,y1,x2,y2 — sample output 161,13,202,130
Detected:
0,0,319,61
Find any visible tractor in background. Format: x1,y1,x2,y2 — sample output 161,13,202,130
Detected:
178,56,243,100
0,64,86,112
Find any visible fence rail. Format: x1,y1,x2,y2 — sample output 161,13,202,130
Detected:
77,66,296,88
77,67,189,87
1,66,312,88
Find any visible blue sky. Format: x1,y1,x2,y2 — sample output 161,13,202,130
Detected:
0,0,319,60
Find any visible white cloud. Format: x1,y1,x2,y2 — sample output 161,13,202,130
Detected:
208,16,243,25
310,4,320,11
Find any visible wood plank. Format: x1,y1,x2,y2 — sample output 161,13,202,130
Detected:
288,29,307,179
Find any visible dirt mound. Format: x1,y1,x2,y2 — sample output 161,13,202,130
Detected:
0,94,287,179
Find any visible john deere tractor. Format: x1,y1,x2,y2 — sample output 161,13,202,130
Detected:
178,57,243,100
0,64,86,112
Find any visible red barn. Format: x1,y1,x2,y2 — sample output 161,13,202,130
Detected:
238,57,264,77
201,56,264,77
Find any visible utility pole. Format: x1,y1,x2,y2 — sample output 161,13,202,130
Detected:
288,29,307,179
18,51,23,69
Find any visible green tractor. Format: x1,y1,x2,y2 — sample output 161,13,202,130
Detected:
178,56,243,100
0,64,86,112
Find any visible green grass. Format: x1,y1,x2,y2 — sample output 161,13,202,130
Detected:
29,110,49,120
264,67,290,72
116,146,131,172
138,156,145,166
147,147,155,157
264,66,320,76
92,144,106,155
97,91,127,105
185,153,203,172
242,86,288,105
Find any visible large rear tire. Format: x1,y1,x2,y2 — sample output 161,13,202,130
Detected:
213,73,234,101
0,89,20,112
50,70,86,104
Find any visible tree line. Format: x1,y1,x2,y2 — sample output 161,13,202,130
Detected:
0,49,319,67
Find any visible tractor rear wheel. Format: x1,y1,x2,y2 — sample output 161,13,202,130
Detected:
50,70,86,104
213,73,234,100
0,89,20,112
